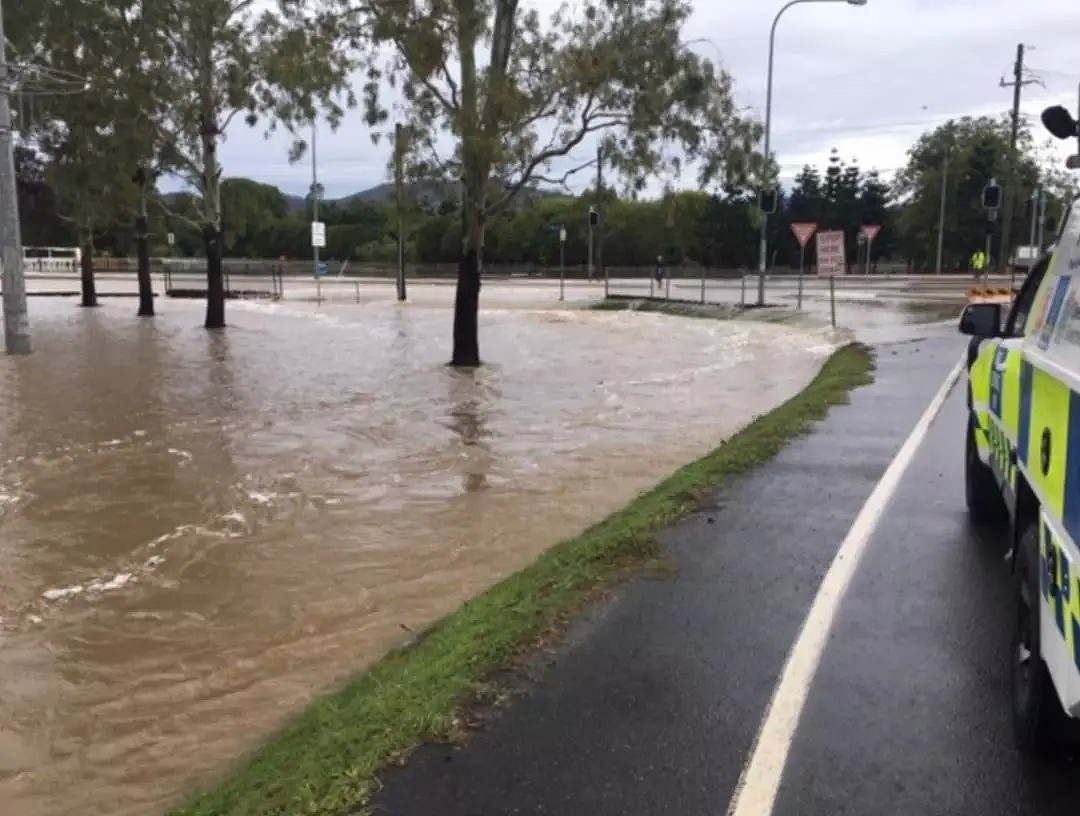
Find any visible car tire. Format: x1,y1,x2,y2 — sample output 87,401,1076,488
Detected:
966,417,1007,524
1012,521,1069,754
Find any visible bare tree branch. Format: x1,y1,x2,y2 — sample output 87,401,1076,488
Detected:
488,96,626,214
481,0,518,139
220,106,245,132
526,157,599,191
440,57,460,109
154,195,202,230
396,42,458,115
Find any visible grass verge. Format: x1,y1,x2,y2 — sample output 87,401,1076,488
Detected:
592,297,805,324
169,342,875,816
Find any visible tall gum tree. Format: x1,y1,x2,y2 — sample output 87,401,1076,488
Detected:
356,0,761,366
152,0,356,328
13,0,159,309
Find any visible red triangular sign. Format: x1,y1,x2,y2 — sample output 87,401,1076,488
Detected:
861,224,882,243
791,222,817,248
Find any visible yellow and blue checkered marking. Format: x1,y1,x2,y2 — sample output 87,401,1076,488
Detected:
1042,520,1080,673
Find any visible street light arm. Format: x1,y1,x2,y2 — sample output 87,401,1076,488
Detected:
757,0,866,305
764,0,814,168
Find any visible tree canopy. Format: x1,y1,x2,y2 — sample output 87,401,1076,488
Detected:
351,0,763,364
890,115,1077,270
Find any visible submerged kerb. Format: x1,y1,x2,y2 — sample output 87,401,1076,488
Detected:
169,342,875,816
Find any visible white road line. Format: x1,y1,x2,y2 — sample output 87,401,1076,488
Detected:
725,355,966,816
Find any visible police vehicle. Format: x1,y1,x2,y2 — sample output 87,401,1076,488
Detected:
960,103,1080,752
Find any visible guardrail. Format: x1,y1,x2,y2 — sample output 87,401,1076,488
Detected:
162,264,284,300
23,258,78,274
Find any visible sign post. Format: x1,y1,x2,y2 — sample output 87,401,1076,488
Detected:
816,230,846,277
860,224,882,276
791,222,817,310
816,230,846,328
559,226,567,302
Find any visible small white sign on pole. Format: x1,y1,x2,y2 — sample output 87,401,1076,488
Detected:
311,221,327,248
816,231,847,277
559,227,567,243
166,232,176,246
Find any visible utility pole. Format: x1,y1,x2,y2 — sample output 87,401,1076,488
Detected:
394,123,407,302
999,43,1038,276
935,146,950,275
0,0,31,354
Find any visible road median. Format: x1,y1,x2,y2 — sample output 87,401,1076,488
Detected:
169,341,874,816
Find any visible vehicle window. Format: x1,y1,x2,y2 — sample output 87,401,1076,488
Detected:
1007,255,1052,337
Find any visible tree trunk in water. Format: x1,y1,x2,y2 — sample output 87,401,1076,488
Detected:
136,214,154,316
79,243,98,308
452,247,481,367
204,224,225,329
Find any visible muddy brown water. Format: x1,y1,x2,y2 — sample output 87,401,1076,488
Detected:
0,295,834,815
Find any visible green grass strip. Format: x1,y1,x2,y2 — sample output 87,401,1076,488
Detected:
169,342,874,816
592,297,804,324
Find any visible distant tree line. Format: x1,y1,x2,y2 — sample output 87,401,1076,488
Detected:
18,114,1080,277
13,0,760,364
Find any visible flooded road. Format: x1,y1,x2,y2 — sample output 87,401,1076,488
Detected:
0,295,834,816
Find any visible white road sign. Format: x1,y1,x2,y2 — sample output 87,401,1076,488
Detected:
311,221,327,248
816,230,847,277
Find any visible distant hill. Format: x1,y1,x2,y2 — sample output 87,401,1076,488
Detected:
286,180,456,211
185,180,560,214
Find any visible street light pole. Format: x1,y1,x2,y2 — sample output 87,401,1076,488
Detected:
757,0,867,306
935,146,949,275
311,122,320,279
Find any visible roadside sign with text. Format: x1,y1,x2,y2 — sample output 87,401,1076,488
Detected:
311,221,327,248
816,231,847,277
791,222,818,248
861,224,882,243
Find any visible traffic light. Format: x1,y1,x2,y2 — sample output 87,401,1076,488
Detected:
982,182,1001,210
589,207,599,227
760,187,778,215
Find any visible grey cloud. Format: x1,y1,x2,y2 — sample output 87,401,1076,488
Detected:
207,0,1080,196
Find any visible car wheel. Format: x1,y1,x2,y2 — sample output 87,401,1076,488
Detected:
966,417,1007,523
1013,521,1068,753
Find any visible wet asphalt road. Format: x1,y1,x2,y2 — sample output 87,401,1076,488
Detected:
371,330,1080,816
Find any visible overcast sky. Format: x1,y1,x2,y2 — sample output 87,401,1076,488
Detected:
211,0,1080,198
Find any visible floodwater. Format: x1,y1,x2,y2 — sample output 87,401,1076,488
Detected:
0,292,834,816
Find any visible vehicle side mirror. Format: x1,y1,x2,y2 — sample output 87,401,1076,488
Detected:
959,302,1002,337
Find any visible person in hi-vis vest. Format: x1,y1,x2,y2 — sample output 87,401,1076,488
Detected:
970,249,987,277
